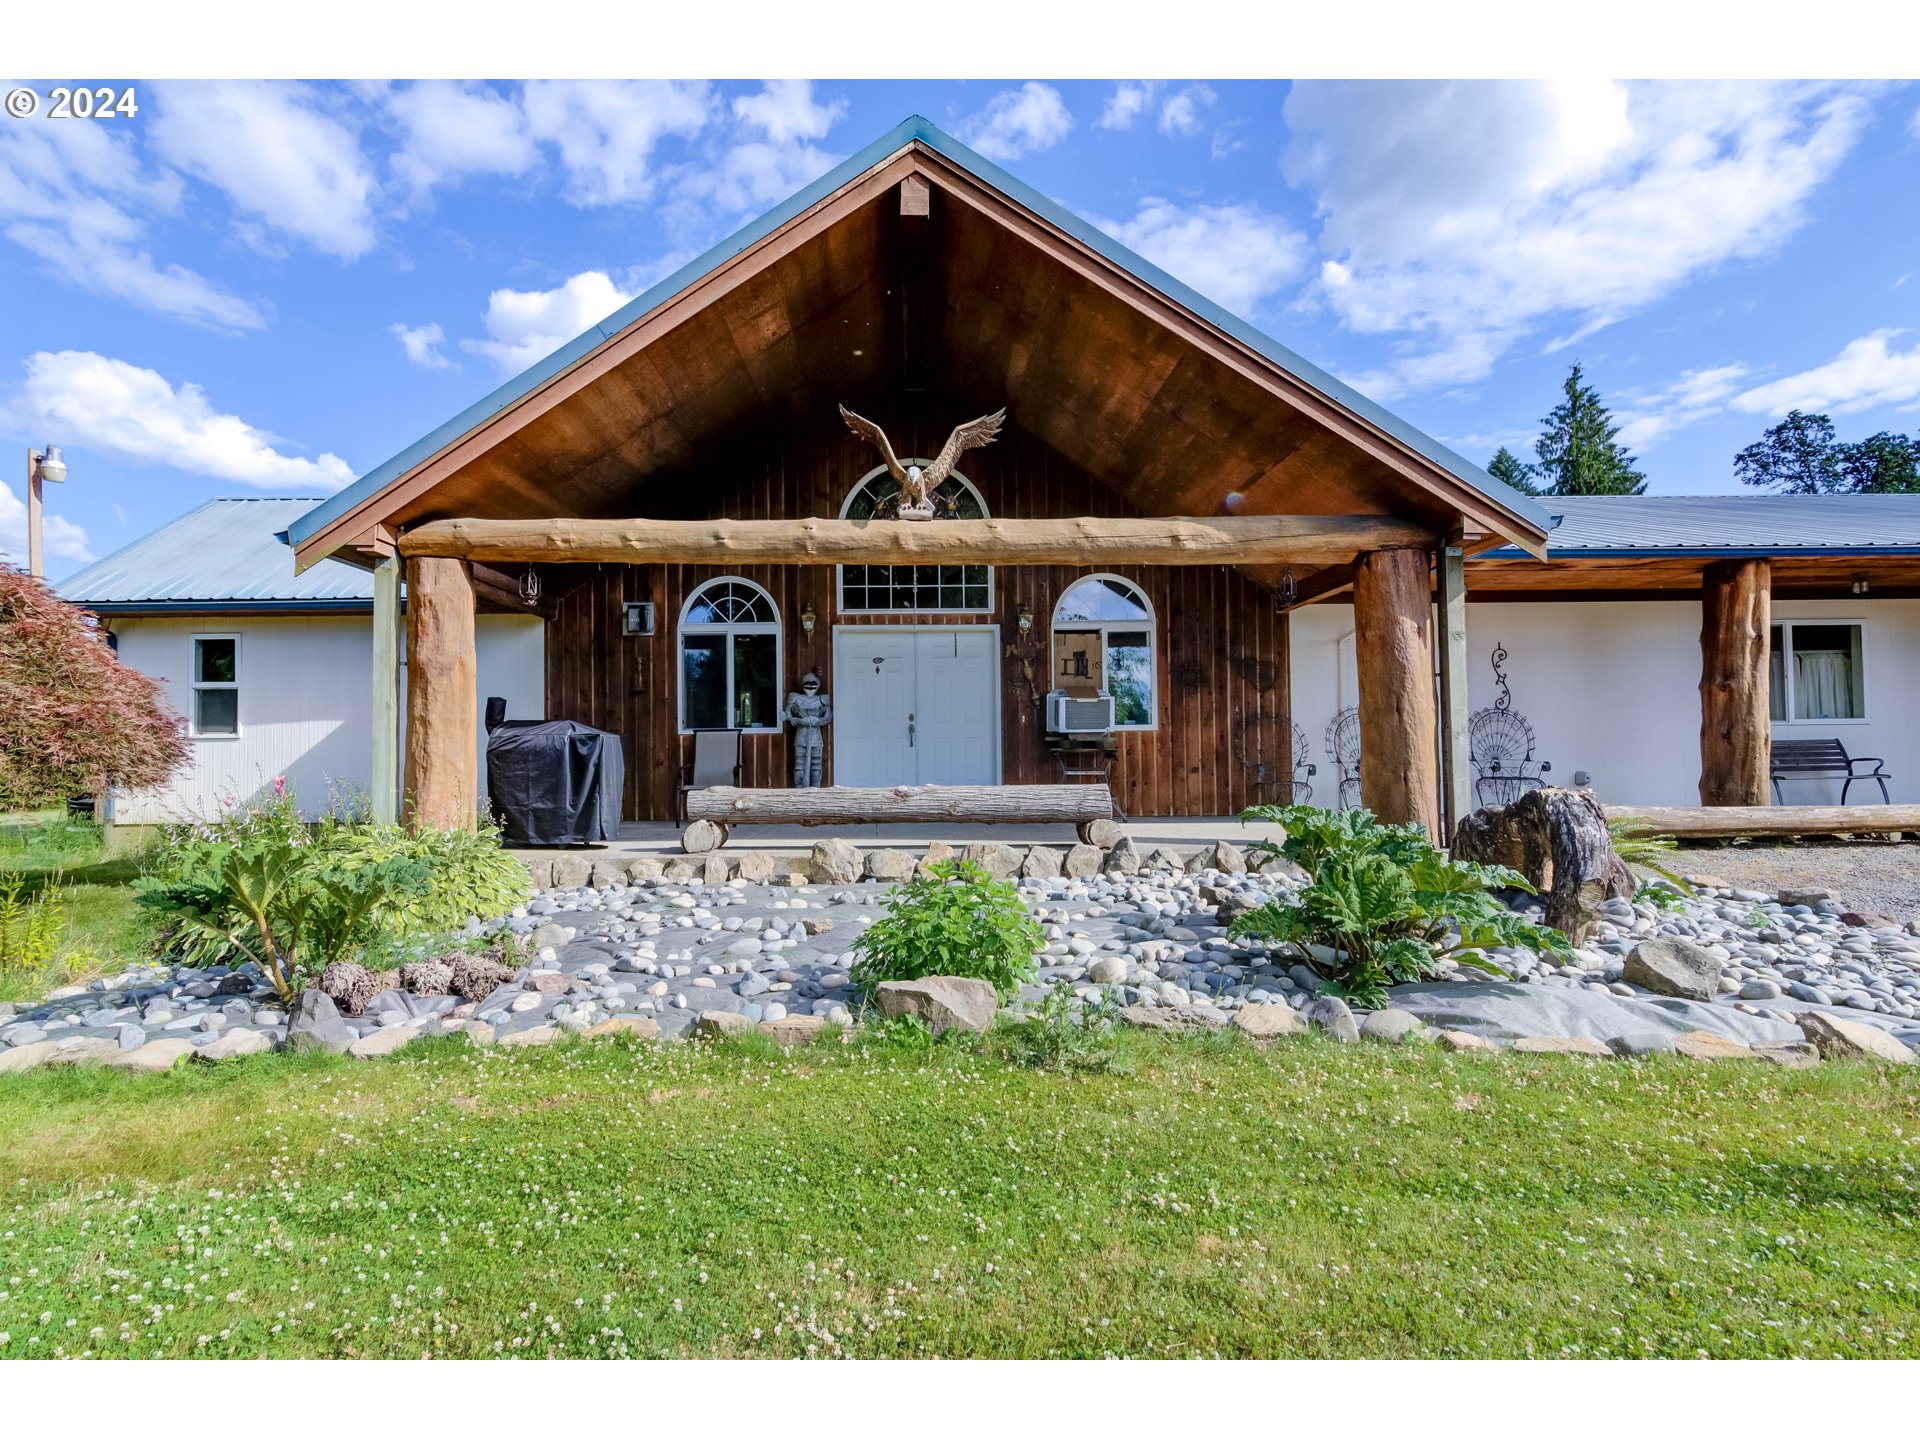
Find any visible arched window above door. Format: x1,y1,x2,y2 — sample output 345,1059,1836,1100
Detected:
838,463,992,612
1051,574,1156,730
679,577,781,733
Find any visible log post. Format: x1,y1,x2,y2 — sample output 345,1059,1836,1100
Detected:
403,556,478,832
1436,538,1472,840
370,554,402,824
1699,558,1771,806
1275,610,1294,800
1353,547,1441,838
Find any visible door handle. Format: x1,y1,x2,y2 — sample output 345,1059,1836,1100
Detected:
908,711,916,747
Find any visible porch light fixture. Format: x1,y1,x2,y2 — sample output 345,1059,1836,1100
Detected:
1274,568,1297,610
36,445,66,484
1853,579,1869,595
518,567,541,606
1016,604,1033,634
800,603,816,636
25,444,69,578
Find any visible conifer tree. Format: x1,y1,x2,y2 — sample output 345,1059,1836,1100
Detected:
1532,362,1647,495
1486,445,1542,495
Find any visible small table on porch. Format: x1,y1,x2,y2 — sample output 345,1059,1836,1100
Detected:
1047,734,1127,820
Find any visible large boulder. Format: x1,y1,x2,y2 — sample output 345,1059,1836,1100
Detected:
625,856,666,883
1622,937,1721,1001
808,839,864,885
918,840,958,876
734,851,783,885
1360,1008,1427,1045
1210,841,1248,874
549,854,593,888
962,842,1024,881
349,1025,424,1060
1020,846,1064,880
1143,846,1186,875
286,990,355,1054
1301,995,1360,1043
1119,1004,1231,1033
589,859,628,889
195,1028,275,1061
1798,1011,1915,1064
695,1010,753,1039
1062,843,1103,878
874,976,1000,1035
109,1038,195,1072
1102,837,1142,875
1232,1003,1306,1039
1513,1035,1612,1057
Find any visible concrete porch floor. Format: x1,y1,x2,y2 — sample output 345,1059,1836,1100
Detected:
507,815,1285,861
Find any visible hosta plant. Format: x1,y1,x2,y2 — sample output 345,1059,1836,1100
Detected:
850,858,1040,1001
1229,804,1572,1008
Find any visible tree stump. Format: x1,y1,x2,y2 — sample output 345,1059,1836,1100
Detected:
1452,786,1631,944
1079,818,1125,848
681,820,729,854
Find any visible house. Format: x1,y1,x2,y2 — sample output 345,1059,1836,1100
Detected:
63,117,1920,832
56,497,544,826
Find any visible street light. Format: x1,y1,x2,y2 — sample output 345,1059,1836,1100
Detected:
26,445,67,579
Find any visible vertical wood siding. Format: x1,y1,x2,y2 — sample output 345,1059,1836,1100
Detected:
543,406,1295,819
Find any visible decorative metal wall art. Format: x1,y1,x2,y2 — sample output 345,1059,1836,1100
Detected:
839,404,1006,520
1468,641,1552,806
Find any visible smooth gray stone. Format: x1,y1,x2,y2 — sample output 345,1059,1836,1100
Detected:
1386,980,1802,1049
363,990,459,1023
286,990,355,1054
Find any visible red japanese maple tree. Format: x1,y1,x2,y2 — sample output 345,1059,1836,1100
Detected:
0,565,188,809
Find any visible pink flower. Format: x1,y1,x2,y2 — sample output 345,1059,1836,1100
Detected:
272,774,287,796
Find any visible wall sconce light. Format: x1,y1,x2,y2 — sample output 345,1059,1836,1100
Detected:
1016,604,1033,634
800,603,817,636
1274,568,1297,610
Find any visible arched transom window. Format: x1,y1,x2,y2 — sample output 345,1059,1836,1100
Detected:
679,577,780,732
1052,574,1156,730
838,464,992,612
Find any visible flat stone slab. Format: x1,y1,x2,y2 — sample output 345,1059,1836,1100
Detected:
1388,980,1805,1051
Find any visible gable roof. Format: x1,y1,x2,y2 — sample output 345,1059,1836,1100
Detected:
286,115,1549,565
60,498,372,612
1482,494,1920,558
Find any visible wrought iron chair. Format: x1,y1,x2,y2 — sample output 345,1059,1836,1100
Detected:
1326,707,1362,810
1469,706,1551,807
1233,715,1317,805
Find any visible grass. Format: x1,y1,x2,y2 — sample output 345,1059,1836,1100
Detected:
0,811,154,1003
1,1027,1916,1359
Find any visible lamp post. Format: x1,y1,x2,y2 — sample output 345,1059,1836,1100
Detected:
26,445,68,578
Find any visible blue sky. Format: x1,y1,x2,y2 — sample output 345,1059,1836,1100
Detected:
4,78,1919,579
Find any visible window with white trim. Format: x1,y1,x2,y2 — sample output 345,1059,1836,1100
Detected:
1770,621,1867,722
192,635,240,737
1051,575,1156,729
679,578,781,732
837,464,992,612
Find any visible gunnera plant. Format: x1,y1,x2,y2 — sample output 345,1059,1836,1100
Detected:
850,858,1041,1000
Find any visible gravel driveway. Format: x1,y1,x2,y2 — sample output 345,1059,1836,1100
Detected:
1675,840,1920,922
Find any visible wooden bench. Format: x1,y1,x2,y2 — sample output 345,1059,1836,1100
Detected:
681,783,1116,852
1770,738,1892,805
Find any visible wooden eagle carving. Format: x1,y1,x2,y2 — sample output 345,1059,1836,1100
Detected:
839,404,1006,519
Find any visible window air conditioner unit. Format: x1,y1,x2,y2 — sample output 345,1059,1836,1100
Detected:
1047,690,1114,734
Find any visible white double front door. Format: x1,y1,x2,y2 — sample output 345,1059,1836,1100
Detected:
832,627,999,787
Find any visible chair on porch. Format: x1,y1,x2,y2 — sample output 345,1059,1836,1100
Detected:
1326,708,1362,810
1233,715,1316,806
678,728,743,823
1469,706,1551,807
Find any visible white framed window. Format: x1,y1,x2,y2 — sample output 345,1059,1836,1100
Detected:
191,634,240,738
679,578,781,733
1770,620,1867,723
837,463,993,613
1051,574,1157,730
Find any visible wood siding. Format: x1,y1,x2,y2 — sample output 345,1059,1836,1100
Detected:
543,408,1297,820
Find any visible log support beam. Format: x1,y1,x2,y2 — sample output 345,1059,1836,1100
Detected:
1354,547,1442,838
1699,558,1771,807
1436,538,1472,841
371,554,403,824
403,556,478,832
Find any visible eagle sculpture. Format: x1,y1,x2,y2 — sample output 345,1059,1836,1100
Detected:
839,404,1006,520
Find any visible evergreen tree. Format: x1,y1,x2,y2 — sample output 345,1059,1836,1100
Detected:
1486,445,1542,495
1532,362,1647,495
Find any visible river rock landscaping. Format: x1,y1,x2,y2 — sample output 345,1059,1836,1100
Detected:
1,838,1915,1072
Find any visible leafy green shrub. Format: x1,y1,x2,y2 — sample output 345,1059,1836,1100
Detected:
0,871,65,983
995,982,1128,1073
1229,804,1572,1008
311,821,531,934
850,858,1040,1000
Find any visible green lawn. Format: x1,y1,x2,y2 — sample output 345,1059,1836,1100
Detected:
1,1028,1915,1359
0,812,153,1003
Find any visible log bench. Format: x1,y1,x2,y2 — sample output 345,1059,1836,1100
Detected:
681,783,1116,852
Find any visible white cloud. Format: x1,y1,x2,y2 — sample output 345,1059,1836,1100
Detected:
460,271,636,375
1733,329,1920,416
1159,84,1216,138
956,83,1074,162
386,81,537,201
730,79,844,145
1282,80,1873,397
2,350,355,492
522,80,712,206
152,81,378,259
0,480,92,566
1099,82,1156,131
0,116,264,331
1614,363,1755,447
1099,198,1310,316
389,321,453,371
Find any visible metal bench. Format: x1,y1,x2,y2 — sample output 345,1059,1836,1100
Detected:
1770,738,1892,804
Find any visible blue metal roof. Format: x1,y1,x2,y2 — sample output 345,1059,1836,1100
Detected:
287,115,1549,556
60,498,373,610
1482,494,1920,559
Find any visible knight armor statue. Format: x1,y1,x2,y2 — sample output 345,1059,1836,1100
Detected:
784,672,832,787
